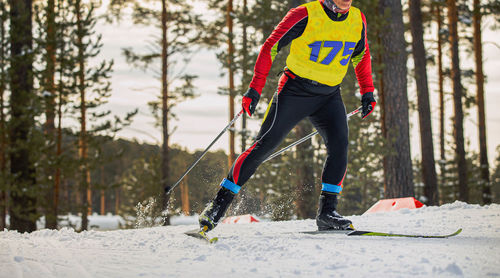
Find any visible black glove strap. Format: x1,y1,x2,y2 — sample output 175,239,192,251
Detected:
244,88,260,101
361,92,375,102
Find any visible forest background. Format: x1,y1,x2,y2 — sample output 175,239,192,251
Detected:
1,0,499,232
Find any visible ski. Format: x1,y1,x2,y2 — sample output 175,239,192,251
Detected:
186,226,461,242
346,228,462,238
185,226,218,244
301,229,353,235
301,228,462,238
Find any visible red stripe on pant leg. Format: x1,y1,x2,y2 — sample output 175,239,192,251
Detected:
232,142,258,185
277,74,289,95
338,168,347,188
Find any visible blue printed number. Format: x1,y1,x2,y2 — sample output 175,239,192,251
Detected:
320,41,343,65
308,41,322,62
308,40,355,66
340,41,356,66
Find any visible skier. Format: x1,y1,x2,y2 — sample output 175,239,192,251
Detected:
199,0,376,232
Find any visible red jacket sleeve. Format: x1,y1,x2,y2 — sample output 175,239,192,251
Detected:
249,6,308,95
354,12,375,95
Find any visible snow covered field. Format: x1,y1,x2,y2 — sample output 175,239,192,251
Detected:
1,201,499,278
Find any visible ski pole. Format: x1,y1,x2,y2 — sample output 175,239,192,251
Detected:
263,106,362,163
166,109,244,195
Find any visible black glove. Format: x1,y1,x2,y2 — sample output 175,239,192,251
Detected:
361,92,376,119
242,88,260,116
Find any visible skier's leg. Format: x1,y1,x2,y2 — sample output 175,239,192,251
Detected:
200,74,320,231
309,89,352,230
309,90,349,190
227,97,303,186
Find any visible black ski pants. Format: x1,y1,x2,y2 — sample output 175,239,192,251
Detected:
227,70,349,193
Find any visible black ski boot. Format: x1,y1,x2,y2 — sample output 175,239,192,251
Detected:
199,187,235,232
316,192,352,231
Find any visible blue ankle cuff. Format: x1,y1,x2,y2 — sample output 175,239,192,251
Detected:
322,183,342,194
220,179,241,194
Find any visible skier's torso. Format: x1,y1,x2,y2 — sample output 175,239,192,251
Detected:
249,0,374,96
286,1,363,87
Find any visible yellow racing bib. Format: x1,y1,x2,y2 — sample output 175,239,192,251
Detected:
286,1,363,86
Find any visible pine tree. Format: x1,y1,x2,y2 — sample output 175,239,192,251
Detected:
227,0,236,169
447,0,468,202
432,0,447,204
33,0,59,229
68,0,135,230
0,0,8,230
109,0,203,224
472,0,491,204
239,0,250,152
44,0,57,228
75,0,91,231
30,0,81,227
160,0,169,223
8,0,37,232
378,0,415,198
409,0,439,205
53,0,79,221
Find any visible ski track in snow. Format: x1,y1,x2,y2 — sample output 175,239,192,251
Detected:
1,201,500,278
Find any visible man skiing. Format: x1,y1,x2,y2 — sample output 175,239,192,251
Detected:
199,0,376,232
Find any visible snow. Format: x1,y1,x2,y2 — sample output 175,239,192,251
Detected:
1,201,500,277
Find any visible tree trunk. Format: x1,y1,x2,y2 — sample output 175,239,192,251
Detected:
100,166,105,215
100,190,105,215
45,0,58,229
447,0,468,202
241,0,249,153
180,176,190,215
161,0,171,225
435,4,446,204
76,0,90,231
54,15,65,226
473,0,491,204
54,0,66,222
54,76,62,224
0,0,7,230
294,120,316,219
9,0,37,232
378,0,414,198
227,0,236,168
375,33,388,188
115,186,120,215
409,0,438,205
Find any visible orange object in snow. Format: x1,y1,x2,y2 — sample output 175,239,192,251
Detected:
222,214,260,224
363,197,424,215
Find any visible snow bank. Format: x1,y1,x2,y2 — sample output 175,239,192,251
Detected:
170,214,199,226
5,213,127,231
1,202,499,278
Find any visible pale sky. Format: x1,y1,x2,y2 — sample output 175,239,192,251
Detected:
94,1,500,165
